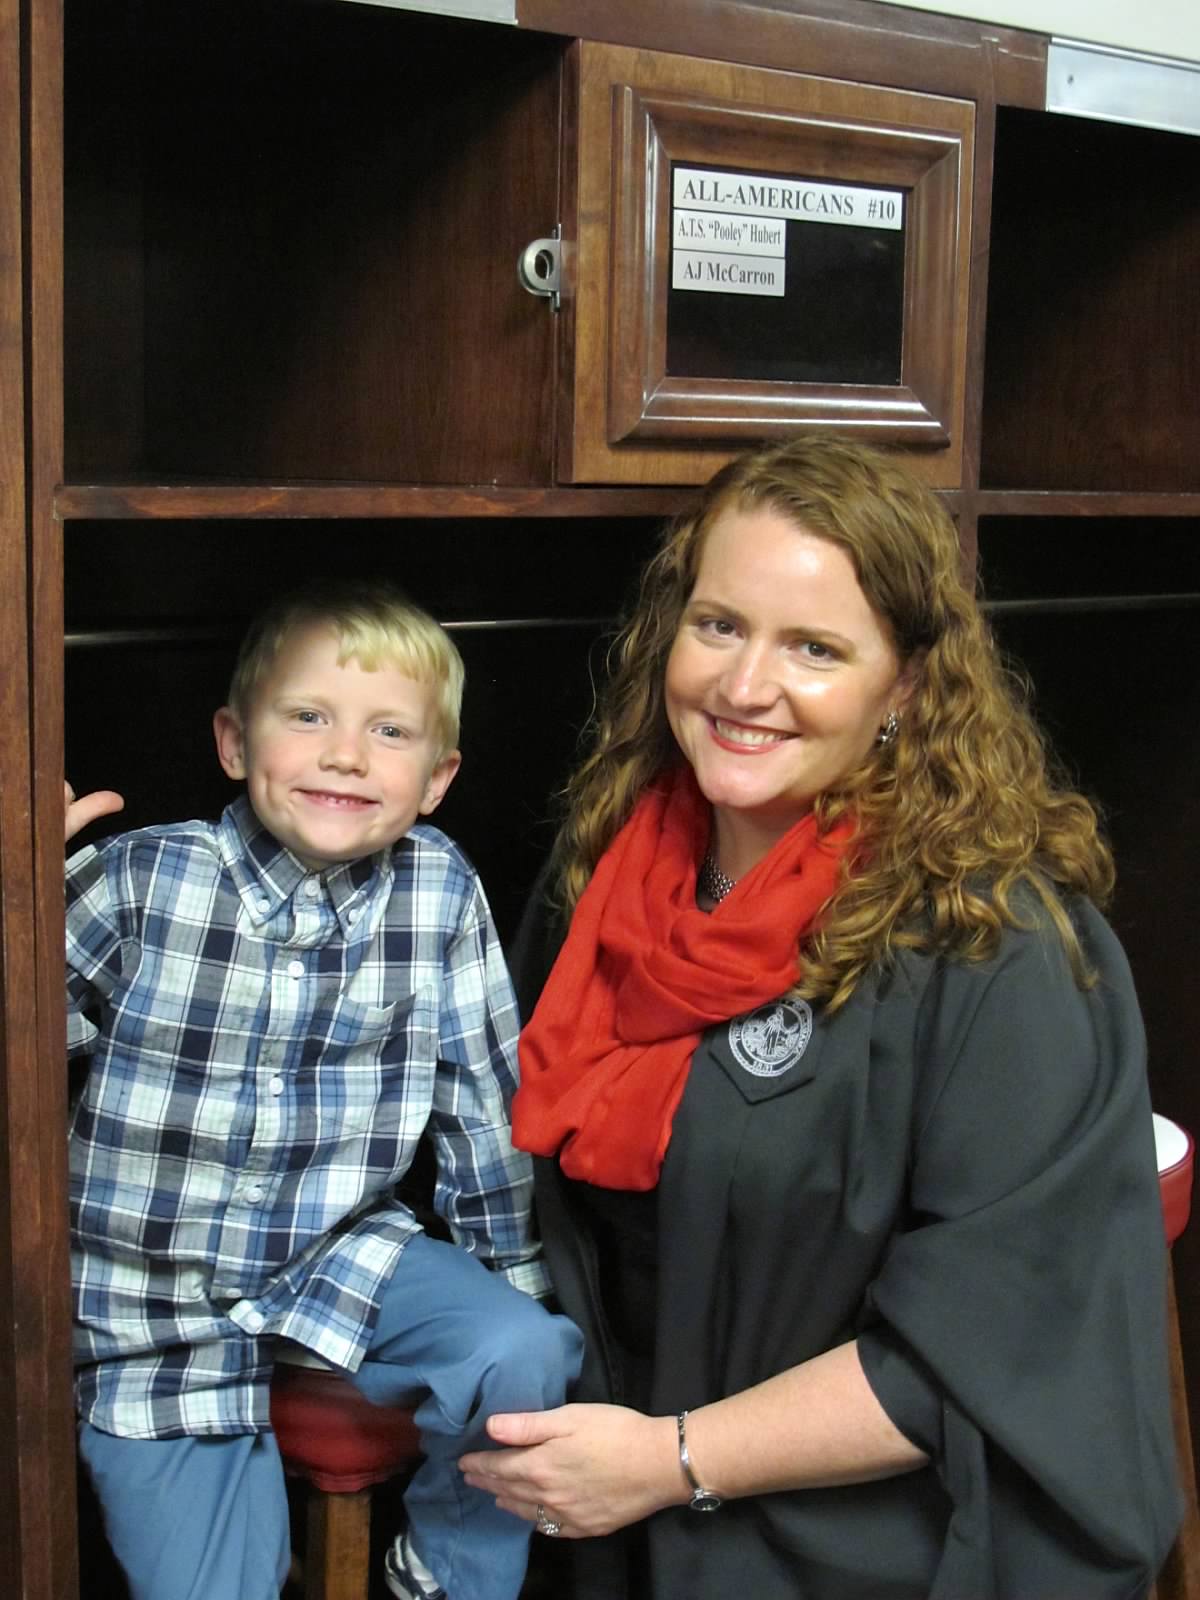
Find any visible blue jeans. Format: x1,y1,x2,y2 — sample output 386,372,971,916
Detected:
79,1233,583,1600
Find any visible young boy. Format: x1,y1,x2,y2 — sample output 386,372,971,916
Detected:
64,582,582,1600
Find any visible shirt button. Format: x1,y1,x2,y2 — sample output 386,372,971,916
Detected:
242,1310,266,1335
244,1185,266,1204
257,897,270,913
304,879,320,899
269,1076,284,1097
287,959,304,979
347,909,360,925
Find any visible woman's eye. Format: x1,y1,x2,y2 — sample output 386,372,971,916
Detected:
698,616,737,637
799,640,835,662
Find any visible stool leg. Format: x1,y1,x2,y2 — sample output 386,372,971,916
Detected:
1153,1264,1200,1600
305,1486,373,1600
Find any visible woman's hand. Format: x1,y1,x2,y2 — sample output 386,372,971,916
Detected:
459,1404,686,1539
461,1346,926,1540
65,781,124,844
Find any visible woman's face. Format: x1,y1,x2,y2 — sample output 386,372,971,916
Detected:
665,503,913,867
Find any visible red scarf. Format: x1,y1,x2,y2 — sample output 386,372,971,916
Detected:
513,768,853,1190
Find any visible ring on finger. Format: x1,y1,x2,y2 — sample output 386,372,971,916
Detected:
535,1503,563,1537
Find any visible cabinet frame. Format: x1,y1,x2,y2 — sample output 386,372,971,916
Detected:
563,41,975,485
609,86,967,444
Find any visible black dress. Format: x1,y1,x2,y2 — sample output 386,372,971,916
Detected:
512,889,1181,1600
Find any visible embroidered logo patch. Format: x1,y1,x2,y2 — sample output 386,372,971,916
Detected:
728,999,813,1078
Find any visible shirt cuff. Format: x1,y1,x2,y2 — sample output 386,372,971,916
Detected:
498,1256,553,1301
67,1012,97,1055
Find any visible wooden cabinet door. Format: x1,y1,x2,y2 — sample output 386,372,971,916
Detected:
559,41,974,486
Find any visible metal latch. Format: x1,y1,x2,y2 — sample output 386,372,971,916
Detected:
517,228,561,311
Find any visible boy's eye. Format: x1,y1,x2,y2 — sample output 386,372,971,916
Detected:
294,709,323,724
376,724,405,740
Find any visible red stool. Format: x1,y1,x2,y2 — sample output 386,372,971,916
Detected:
1152,1115,1200,1600
271,1357,421,1600
1159,1115,1194,1249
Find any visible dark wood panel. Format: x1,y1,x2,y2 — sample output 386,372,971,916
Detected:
55,482,695,520
61,516,660,628
518,0,1043,104
983,108,1200,494
29,0,82,1586
7,0,81,1590
601,71,968,453
145,1,560,484
566,41,973,485
977,515,1200,603
1156,1267,1200,1600
975,490,1200,518
983,522,1200,1475
64,0,564,486
0,0,31,1576
956,55,999,504
62,0,145,476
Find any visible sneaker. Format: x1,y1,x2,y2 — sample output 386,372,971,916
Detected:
383,1530,448,1600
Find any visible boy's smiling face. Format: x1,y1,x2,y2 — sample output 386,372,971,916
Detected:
213,622,460,870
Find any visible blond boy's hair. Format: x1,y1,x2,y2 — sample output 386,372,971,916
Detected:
228,581,464,757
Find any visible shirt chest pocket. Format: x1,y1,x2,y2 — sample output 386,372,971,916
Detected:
303,986,437,1137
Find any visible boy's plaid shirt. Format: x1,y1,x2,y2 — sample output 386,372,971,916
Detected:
66,795,547,1439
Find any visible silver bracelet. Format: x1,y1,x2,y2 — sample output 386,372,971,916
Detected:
677,1410,722,1512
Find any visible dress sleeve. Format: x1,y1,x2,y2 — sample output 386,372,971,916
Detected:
857,902,1181,1597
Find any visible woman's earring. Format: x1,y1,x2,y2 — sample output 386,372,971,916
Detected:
876,710,900,747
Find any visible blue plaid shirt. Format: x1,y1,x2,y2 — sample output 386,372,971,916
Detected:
66,795,547,1439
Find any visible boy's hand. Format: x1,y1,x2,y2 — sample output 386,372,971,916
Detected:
65,781,124,844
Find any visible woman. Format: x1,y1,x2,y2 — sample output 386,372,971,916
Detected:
459,436,1180,1598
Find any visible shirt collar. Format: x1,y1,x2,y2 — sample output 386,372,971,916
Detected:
219,795,390,936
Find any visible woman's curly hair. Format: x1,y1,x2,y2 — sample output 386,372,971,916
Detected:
551,435,1113,1012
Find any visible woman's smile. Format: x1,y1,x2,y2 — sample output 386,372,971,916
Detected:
708,714,797,751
